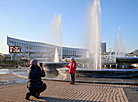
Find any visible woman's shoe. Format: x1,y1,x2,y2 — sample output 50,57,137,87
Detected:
25,92,31,100
34,93,40,99
70,81,73,84
72,81,75,84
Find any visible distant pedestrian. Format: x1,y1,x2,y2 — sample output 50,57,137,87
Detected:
25,59,46,100
65,57,77,84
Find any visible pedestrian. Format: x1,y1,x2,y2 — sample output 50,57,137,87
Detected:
65,57,77,84
25,59,46,100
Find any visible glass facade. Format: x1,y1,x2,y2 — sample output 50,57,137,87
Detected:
63,50,76,56
7,37,88,59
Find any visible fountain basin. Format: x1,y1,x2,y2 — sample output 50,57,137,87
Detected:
57,68,138,78
42,62,69,74
116,57,138,68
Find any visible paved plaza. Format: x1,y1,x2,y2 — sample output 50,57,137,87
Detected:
0,73,138,102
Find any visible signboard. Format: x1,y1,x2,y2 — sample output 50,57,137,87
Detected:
9,46,20,53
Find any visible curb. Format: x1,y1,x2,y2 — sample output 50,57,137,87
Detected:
12,72,28,79
12,72,138,86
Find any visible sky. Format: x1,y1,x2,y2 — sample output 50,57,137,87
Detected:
0,0,138,54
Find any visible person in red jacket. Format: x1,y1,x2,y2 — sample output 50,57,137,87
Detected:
65,57,77,84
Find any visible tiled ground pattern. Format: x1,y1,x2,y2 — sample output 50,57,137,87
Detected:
0,80,138,102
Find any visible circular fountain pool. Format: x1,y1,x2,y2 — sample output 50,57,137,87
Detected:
57,68,138,78
42,62,69,74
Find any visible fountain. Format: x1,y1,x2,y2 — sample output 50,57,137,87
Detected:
47,13,62,61
121,37,125,55
87,0,101,70
114,27,126,57
54,48,59,63
42,13,68,75
86,51,89,58
57,0,138,78
115,27,121,57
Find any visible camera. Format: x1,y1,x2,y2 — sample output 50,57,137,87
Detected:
40,63,43,67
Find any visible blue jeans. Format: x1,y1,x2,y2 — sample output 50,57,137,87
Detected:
70,73,75,82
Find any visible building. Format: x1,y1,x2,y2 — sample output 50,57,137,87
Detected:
7,36,106,62
134,49,138,56
7,36,87,61
101,42,106,54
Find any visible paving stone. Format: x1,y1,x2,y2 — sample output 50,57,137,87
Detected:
0,74,138,102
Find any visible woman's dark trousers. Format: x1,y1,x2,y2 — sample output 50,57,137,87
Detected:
70,73,75,83
29,83,46,96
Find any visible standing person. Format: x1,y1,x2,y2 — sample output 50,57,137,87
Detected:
65,57,77,84
25,59,46,100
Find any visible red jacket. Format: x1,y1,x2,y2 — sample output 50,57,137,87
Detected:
65,61,77,74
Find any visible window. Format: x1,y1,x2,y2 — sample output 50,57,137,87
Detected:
24,44,26,49
67,50,68,55
66,50,68,55
9,40,11,43
69,50,70,55
22,43,23,48
14,42,16,45
21,43,22,48
72,51,74,55
63,50,65,55
73,51,75,55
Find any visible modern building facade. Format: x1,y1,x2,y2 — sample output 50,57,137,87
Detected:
134,49,138,56
7,36,87,61
101,42,106,54
7,36,106,62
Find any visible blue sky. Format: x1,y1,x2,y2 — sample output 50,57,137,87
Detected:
0,0,138,54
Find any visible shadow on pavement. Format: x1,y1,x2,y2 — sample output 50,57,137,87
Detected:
123,87,138,102
28,97,101,102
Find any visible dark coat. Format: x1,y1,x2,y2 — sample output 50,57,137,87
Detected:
27,65,46,88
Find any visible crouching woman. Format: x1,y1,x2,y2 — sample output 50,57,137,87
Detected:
25,59,46,100
65,57,77,84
